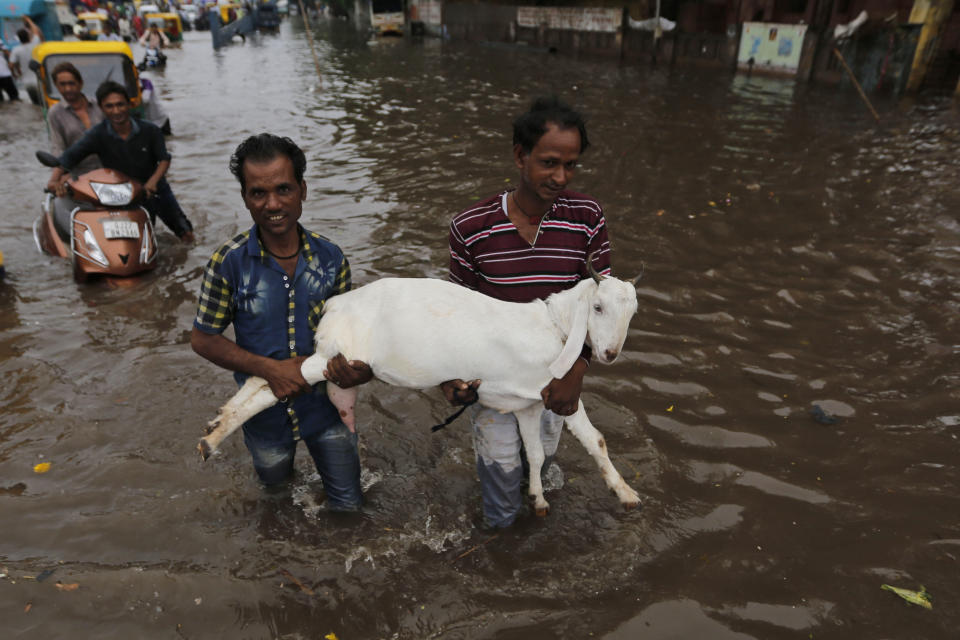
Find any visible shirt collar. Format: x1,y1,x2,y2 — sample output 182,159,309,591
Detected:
247,224,313,264
106,116,140,139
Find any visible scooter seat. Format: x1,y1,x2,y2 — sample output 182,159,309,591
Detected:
52,197,94,243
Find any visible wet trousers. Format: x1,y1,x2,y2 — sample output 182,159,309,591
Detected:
242,420,362,511
470,405,565,528
0,76,19,101
143,180,194,239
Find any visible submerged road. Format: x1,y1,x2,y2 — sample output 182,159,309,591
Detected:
0,17,958,639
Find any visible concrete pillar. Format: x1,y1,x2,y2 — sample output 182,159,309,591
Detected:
905,0,956,92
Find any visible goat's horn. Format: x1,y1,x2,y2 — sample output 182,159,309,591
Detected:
586,250,603,283
632,263,645,287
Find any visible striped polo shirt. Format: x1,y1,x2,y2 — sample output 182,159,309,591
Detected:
448,189,612,304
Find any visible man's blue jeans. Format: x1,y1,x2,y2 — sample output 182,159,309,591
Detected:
242,420,362,511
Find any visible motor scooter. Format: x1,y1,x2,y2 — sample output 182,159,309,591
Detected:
33,151,159,283
138,47,167,71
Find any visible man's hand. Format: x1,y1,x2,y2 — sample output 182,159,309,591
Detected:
540,358,588,416
179,230,196,244
440,379,481,406
48,176,65,195
144,177,160,199
324,353,373,388
263,355,310,401
53,179,70,198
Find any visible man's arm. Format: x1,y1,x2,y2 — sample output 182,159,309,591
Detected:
52,126,101,195
143,158,169,198
441,217,482,404
539,206,611,414
191,328,311,400
448,218,480,290
24,16,43,42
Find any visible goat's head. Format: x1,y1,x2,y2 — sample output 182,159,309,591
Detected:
585,255,641,365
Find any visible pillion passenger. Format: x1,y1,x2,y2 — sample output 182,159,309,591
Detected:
48,80,195,243
44,62,104,182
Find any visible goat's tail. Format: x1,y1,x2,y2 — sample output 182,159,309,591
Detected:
198,377,278,460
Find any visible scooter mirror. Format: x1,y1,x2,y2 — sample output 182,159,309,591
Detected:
36,150,61,168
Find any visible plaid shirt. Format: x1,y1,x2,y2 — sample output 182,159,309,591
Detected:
194,224,350,441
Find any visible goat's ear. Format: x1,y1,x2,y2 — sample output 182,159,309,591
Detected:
549,295,589,379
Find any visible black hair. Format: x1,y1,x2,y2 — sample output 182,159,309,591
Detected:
229,133,307,193
17,29,29,44
95,80,129,106
51,61,82,84
512,96,590,154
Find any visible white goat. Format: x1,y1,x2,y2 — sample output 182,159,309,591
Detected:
199,263,642,515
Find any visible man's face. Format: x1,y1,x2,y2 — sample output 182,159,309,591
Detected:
99,92,131,127
514,123,582,204
53,72,83,103
241,155,305,240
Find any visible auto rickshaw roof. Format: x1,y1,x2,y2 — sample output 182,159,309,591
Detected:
145,12,182,20
77,12,108,20
32,41,136,64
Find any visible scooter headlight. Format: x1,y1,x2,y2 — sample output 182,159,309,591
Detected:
90,181,134,206
82,228,110,267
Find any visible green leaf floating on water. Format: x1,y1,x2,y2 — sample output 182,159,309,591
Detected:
881,584,933,610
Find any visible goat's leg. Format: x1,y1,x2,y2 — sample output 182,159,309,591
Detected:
515,405,550,516
199,376,276,460
563,403,641,509
200,353,333,460
300,354,358,432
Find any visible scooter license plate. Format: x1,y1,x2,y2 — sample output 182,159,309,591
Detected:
102,220,140,239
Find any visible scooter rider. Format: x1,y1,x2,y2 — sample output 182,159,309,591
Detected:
48,80,195,243
138,24,169,66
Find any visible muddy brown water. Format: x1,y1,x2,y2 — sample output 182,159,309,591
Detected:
1,18,959,639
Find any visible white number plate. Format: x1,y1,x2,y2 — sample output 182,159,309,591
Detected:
102,220,140,239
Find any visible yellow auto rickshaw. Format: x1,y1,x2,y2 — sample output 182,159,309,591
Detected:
30,41,143,117
76,11,108,39
144,13,184,45
218,2,242,24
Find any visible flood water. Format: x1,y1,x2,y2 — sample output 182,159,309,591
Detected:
1,18,959,639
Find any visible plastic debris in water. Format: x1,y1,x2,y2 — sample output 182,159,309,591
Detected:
325,634,339,640
809,405,838,425
33,462,52,474
881,584,932,610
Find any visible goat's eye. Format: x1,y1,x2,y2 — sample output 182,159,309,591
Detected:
593,304,602,313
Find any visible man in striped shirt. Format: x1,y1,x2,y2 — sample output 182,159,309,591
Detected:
442,96,612,529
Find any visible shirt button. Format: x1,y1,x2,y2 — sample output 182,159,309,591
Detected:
284,283,290,289
283,275,288,280
288,316,294,322
289,341,295,349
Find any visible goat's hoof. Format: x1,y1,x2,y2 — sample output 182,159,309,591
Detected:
204,416,221,435
622,499,641,511
533,501,550,517
198,438,213,461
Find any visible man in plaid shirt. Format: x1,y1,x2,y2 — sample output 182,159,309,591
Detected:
191,134,371,509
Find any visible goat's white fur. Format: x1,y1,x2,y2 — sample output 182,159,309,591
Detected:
200,276,641,515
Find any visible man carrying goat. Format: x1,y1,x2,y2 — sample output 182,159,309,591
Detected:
191,134,371,509
442,96,614,530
